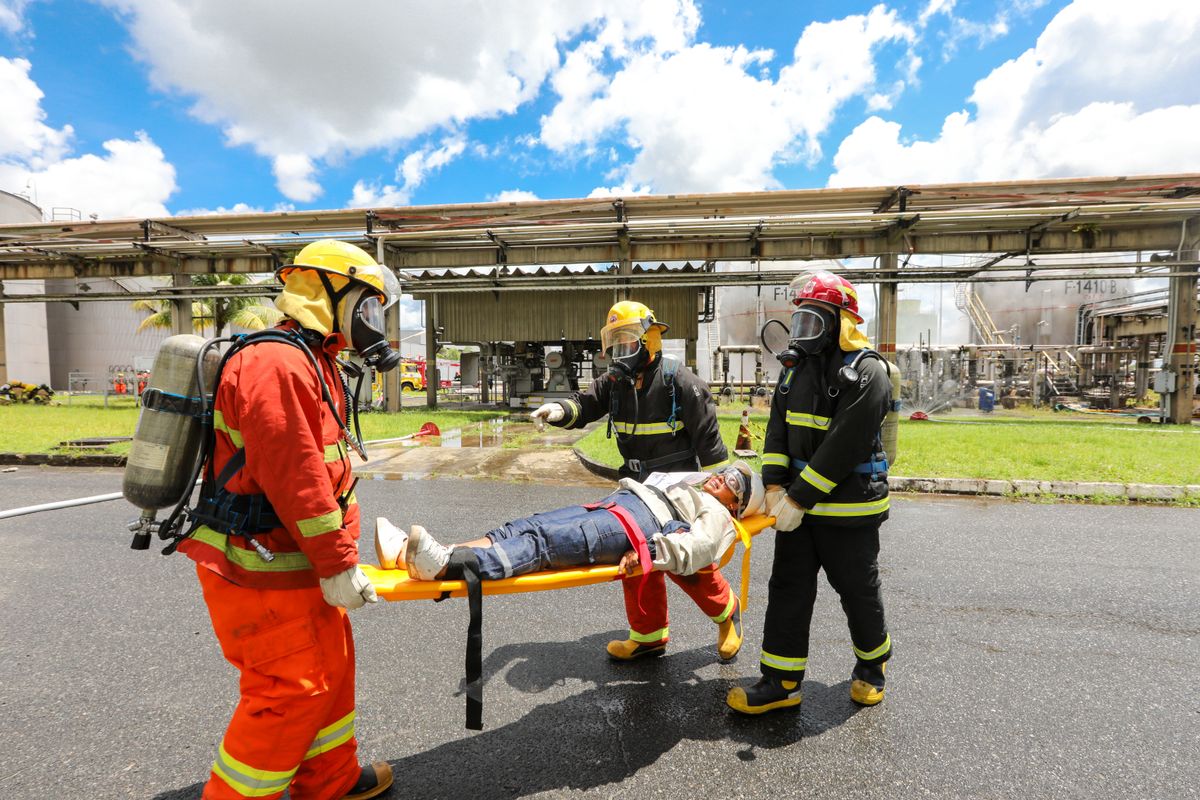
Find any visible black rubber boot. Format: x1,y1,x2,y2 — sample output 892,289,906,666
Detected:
850,660,886,706
343,762,393,800
726,675,802,715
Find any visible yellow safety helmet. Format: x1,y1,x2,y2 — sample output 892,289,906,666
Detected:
601,300,670,362
274,239,401,336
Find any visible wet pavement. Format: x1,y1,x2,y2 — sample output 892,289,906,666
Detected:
0,469,1197,800
358,418,612,488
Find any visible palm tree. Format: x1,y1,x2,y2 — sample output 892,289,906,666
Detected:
133,274,283,336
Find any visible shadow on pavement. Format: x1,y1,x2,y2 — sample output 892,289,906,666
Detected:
151,633,864,800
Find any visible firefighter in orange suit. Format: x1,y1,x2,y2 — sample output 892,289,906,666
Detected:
178,239,400,800
531,300,738,662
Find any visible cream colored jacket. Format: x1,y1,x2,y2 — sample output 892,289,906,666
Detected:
618,472,737,576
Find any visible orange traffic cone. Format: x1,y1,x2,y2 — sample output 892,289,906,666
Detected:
735,408,752,452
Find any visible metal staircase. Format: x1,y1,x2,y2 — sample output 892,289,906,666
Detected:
954,283,1007,344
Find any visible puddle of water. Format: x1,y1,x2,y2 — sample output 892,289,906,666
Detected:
404,418,516,449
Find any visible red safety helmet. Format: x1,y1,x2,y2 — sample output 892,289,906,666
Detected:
789,271,864,323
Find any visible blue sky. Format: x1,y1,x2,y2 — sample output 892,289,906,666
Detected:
2,0,1196,221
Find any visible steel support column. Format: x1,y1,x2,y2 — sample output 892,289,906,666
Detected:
425,296,438,410
170,273,193,335
385,301,401,412
0,300,7,384
876,253,899,359
1164,226,1199,424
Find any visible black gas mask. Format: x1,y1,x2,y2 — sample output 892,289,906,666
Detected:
777,304,837,368
337,286,401,372
602,328,650,383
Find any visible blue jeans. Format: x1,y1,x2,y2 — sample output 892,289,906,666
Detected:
471,490,660,580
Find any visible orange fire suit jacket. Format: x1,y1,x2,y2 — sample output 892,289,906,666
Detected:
179,327,361,589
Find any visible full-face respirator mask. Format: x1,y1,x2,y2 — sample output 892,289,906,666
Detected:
337,286,401,373
601,325,651,383
771,304,838,369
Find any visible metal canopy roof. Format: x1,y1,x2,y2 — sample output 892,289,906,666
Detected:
1,174,1198,296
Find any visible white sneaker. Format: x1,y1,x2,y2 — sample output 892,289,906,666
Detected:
374,517,409,570
405,524,452,580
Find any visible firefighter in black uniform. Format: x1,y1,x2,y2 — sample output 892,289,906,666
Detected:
532,300,738,661
727,271,893,714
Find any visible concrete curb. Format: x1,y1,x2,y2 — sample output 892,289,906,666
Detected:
572,447,620,481
887,475,1200,502
0,452,126,467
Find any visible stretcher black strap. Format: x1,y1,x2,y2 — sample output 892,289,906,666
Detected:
447,548,484,731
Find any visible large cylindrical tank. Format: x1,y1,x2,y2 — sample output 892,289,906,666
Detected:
973,274,1141,345
123,335,219,512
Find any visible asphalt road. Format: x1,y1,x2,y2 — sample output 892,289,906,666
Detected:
1,467,1196,799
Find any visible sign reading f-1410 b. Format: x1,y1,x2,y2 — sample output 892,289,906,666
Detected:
1063,279,1120,295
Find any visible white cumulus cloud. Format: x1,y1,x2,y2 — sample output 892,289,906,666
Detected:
541,4,915,194
829,0,1200,186
490,189,541,202
0,0,31,34
0,56,176,218
100,0,703,200
348,135,466,208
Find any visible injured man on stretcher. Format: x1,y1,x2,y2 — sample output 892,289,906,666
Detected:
374,461,765,583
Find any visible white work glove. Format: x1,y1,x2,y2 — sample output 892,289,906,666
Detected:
530,403,565,425
764,485,787,517
319,566,378,610
769,493,806,531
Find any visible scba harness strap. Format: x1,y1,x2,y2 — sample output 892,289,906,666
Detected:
165,328,358,558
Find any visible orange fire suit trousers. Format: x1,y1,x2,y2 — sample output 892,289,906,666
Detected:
621,568,736,644
197,565,360,800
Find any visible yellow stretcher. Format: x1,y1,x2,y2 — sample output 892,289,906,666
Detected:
362,513,777,731
363,513,776,611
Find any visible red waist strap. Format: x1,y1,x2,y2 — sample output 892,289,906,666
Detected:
584,501,653,612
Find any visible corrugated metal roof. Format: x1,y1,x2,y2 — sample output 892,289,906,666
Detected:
403,261,707,280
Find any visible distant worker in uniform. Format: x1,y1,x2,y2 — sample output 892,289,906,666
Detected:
727,271,893,715
178,240,399,799
531,300,737,662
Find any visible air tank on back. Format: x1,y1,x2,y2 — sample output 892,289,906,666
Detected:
123,334,220,548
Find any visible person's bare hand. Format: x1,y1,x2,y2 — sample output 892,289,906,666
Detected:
618,550,640,575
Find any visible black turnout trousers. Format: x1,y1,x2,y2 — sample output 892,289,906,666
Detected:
759,517,890,682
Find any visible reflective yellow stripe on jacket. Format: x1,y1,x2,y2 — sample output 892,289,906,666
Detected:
212,741,297,798
799,465,836,494
806,497,890,517
296,510,342,538
212,410,245,448
762,452,790,469
611,420,685,435
785,411,830,430
191,526,314,573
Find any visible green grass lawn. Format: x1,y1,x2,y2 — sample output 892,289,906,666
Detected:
574,414,1200,486
0,397,501,454
5,397,1197,488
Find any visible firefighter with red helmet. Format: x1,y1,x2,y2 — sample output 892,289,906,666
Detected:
530,300,739,662
178,239,400,799
727,271,893,715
